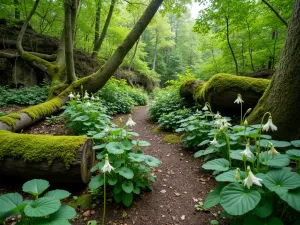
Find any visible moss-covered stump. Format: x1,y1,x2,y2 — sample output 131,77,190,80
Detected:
180,74,270,114
0,130,95,185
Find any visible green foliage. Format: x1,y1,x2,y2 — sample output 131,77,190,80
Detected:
0,179,76,224
0,85,48,106
89,118,160,207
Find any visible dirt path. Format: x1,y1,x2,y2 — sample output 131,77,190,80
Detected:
107,105,222,225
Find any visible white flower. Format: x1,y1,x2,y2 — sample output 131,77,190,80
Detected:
76,93,80,99
214,112,221,119
234,94,244,104
241,143,254,159
243,167,263,189
214,118,222,128
91,95,95,101
262,116,277,132
202,105,208,111
223,119,232,128
104,125,110,133
268,143,280,156
84,91,89,99
126,114,136,127
85,101,92,107
210,136,218,145
68,92,75,99
101,154,114,173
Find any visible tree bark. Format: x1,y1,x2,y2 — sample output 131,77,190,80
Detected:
225,16,238,75
248,0,300,140
91,0,116,59
128,38,140,71
94,0,101,46
14,0,20,19
262,0,288,27
0,132,95,185
152,29,158,71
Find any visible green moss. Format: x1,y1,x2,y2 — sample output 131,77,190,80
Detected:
193,73,270,103
67,194,93,210
152,127,162,134
20,97,63,119
0,113,21,128
162,134,181,144
58,75,92,98
0,130,85,168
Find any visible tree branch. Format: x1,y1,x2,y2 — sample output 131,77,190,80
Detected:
262,0,288,27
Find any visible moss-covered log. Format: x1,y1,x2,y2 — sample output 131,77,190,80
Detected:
180,74,270,114
0,130,95,185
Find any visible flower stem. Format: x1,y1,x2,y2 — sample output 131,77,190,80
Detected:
224,132,232,167
240,102,243,125
102,173,106,225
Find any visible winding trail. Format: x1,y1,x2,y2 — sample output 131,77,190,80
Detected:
107,105,221,225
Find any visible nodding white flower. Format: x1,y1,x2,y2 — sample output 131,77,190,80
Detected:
268,143,280,156
76,93,80,99
223,119,232,128
235,168,240,181
68,92,75,99
202,105,208,111
101,154,114,173
210,136,218,145
241,142,254,159
104,124,110,133
86,101,92,107
126,115,136,127
234,94,244,104
91,95,95,101
84,91,89,99
262,116,277,132
243,166,263,189
214,112,222,119
244,119,248,127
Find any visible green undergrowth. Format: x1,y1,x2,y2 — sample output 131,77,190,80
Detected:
67,194,93,211
163,134,181,144
0,130,85,168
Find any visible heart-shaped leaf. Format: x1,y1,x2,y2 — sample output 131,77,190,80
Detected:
118,167,134,179
144,155,160,167
128,153,145,162
260,140,291,148
132,140,150,147
108,178,118,185
220,183,261,215
0,193,23,213
43,190,71,200
122,192,133,207
202,158,230,172
24,197,60,217
286,149,300,158
253,196,273,218
291,140,300,148
106,142,125,154
263,169,300,194
121,140,133,150
88,174,104,190
23,179,50,196
194,148,214,158
51,205,76,220
204,184,226,209
279,187,300,211
259,152,290,167
216,170,246,182
122,181,134,193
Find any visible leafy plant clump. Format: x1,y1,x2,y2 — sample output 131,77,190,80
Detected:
0,179,76,224
89,117,160,207
0,85,49,106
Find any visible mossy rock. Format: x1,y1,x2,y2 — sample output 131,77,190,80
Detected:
163,134,181,144
67,194,94,211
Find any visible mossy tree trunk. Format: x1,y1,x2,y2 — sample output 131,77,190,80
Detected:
248,0,300,140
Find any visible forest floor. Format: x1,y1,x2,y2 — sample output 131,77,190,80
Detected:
0,104,229,225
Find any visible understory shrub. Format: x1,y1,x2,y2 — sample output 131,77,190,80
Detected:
0,179,76,224
0,85,48,106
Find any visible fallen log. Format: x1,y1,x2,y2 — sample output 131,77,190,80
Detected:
0,130,95,186
180,73,270,114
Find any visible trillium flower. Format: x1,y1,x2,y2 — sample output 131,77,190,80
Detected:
243,166,263,189
234,94,244,104
210,136,218,145
126,114,136,127
262,116,277,132
268,143,280,156
84,91,90,99
241,142,254,159
214,112,221,119
202,105,208,111
101,154,114,173
68,92,75,99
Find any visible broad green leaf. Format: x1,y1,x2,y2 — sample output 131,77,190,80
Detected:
121,139,133,150
128,153,145,162
263,169,300,194
43,190,71,200
259,152,290,167
202,158,230,172
23,179,50,196
144,155,160,167
132,140,150,147
88,175,104,190
133,187,140,195
93,144,106,150
106,142,125,154
118,167,134,179
113,184,122,194
51,205,76,220
216,170,246,182
220,183,261,215
24,197,60,217
73,115,89,121
122,181,134,193
122,192,133,207
279,187,300,211
31,218,70,225
253,197,273,218
0,193,23,213
204,184,226,209
198,139,210,146
260,140,291,148
114,193,122,203
266,217,284,225
286,149,300,157
108,177,118,185
291,140,300,148
194,148,214,158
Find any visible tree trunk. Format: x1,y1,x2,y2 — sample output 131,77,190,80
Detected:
128,38,140,71
152,29,158,70
225,16,239,75
248,0,300,140
94,0,101,46
262,0,288,27
14,0,20,19
0,131,95,185
91,0,116,59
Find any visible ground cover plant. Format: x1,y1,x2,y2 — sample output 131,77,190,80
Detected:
0,179,76,225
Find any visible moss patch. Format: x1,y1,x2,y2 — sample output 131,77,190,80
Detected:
20,97,63,119
0,113,21,128
67,194,93,210
193,73,270,102
163,134,181,144
0,130,85,168
152,127,162,134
